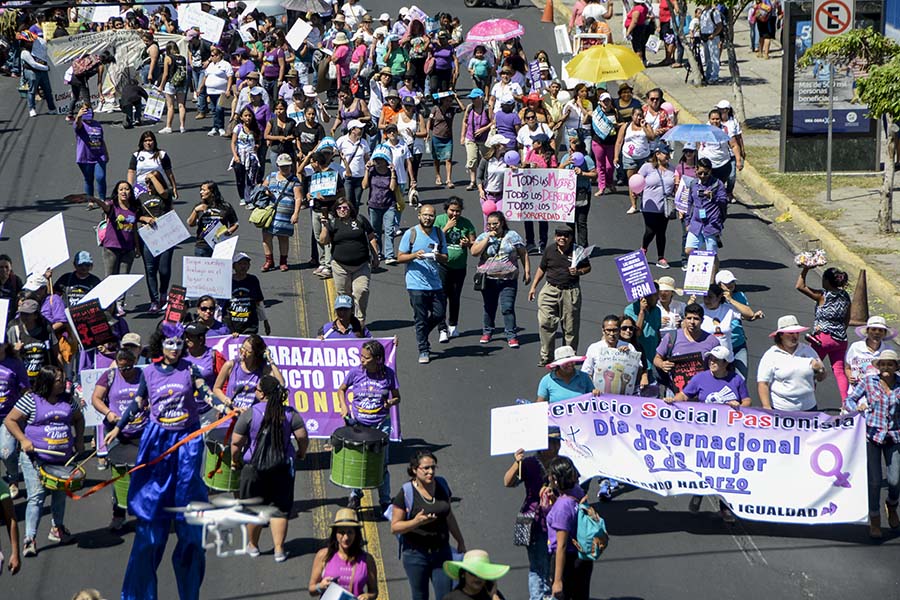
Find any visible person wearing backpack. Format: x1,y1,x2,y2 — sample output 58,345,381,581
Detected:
230,375,308,562
546,456,594,600
390,451,466,600
157,42,188,135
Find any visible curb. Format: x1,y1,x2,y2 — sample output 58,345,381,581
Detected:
532,0,900,317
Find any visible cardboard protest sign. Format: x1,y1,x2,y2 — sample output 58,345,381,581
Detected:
178,4,226,44
286,18,313,50
68,299,116,350
21,213,69,276
587,346,643,395
211,236,239,260
490,402,549,456
163,285,188,325
138,210,191,257
502,169,576,223
670,352,705,392
309,171,338,198
683,251,716,296
183,257,232,299
615,250,655,303
78,274,143,309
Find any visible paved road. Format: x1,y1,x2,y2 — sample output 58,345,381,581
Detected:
2,3,899,599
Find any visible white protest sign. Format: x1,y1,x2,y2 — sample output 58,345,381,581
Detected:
0,299,8,344
183,257,232,299
78,274,144,309
202,219,230,249
212,236,239,259
490,402,549,456
587,346,643,395
79,368,108,427
238,25,256,43
309,171,338,198
21,213,69,276
320,583,356,600
683,251,716,296
407,5,429,24
137,210,191,257
502,169,576,223
240,0,260,18
286,18,313,50
0,221,4,240
179,4,226,44
91,5,122,24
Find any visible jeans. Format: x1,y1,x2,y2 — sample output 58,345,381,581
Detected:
524,221,548,248
349,419,392,505
733,344,749,378
121,100,142,127
207,94,225,130
20,453,67,539
102,247,136,277
867,439,900,513
408,289,447,353
0,423,19,489
191,69,208,113
23,68,56,111
703,36,721,81
394,182,409,233
233,162,259,205
344,176,365,209
439,266,467,329
141,247,174,304
67,77,92,117
749,19,760,51
481,277,518,338
812,332,849,399
368,206,397,259
526,529,551,600
77,161,108,199
401,546,453,600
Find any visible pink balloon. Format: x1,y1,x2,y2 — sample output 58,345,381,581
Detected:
628,174,646,194
660,101,675,116
482,200,498,215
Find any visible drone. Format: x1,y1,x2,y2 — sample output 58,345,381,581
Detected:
165,496,279,557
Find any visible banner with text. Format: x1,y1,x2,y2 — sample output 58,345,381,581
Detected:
548,394,866,524
502,169,576,223
209,336,400,440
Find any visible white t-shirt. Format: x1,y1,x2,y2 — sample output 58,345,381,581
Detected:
384,141,411,185
698,123,733,168
660,299,686,333
757,344,820,411
203,59,233,95
335,135,370,178
490,81,523,112
845,340,897,384
341,3,367,29
701,303,740,352
516,123,554,149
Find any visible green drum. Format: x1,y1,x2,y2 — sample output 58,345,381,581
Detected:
205,428,240,492
330,425,388,489
108,440,140,510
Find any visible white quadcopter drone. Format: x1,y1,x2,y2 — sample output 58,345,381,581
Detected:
165,496,279,557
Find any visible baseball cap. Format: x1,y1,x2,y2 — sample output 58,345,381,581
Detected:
122,332,143,347
184,322,208,338
74,251,94,266
706,345,734,363
401,96,416,106
347,119,365,130
249,86,265,96
598,92,612,102
467,88,485,99
716,99,732,109
23,274,48,291
334,295,354,310
276,153,293,166
233,252,252,263
378,12,390,20
532,133,551,144
714,270,737,285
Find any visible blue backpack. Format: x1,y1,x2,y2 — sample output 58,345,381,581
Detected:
383,476,452,557
576,504,609,561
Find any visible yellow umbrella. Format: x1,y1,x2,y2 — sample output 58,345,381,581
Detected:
564,44,645,83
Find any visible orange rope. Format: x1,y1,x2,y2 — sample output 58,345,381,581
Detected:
206,414,238,480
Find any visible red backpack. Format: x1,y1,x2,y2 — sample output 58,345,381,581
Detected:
72,54,102,77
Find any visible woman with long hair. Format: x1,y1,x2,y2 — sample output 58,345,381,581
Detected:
546,456,594,600
614,107,655,214
186,181,239,257
260,153,303,272
192,294,230,336
230,375,308,561
213,334,284,422
309,508,378,597
231,106,263,207
127,131,178,199
265,99,297,169
673,143,698,266
135,169,176,314
157,41,188,134
397,96,427,185
638,142,676,268
0,342,30,501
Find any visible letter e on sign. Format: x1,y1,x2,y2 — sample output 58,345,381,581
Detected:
813,0,853,45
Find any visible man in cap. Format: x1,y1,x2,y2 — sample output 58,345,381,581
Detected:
22,272,66,338
528,229,592,367
336,120,371,207
54,251,101,307
186,27,212,117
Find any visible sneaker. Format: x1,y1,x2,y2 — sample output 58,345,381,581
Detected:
208,128,218,136
720,506,737,524
507,337,520,348
97,457,108,471
246,544,261,558
48,526,73,544
688,495,702,514
393,229,404,237
108,516,126,532
525,243,538,255
681,264,689,272
8,483,18,499
23,538,36,557
219,128,228,137
317,268,332,279
479,333,492,344
179,127,186,134
158,126,173,134
384,257,398,265
418,352,430,364
29,108,37,117
657,258,670,269
626,206,639,214
439,330,450,343
347,495,361,510
239,199,247,207
597,479,612,501
448,325,459,338
116,301,127,317
148,301,160,314
274,551,288,563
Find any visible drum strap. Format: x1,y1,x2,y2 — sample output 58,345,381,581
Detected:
206,416,239,480
64,409,239,501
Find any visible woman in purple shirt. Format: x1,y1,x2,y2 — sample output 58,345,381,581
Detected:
0,342,30,500
546,456,593,600
429,31,458,93
73,102,109,200
638,141,676,269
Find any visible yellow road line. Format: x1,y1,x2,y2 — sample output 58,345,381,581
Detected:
324,276,390,600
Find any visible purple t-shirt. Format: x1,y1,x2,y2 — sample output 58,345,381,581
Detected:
262,48,284,79
546,485,586,553
0,357,29,420
102,205,138,251
494,110,521,148
74,120,107,164
656,329,721,359
252,103,272,132
342,365,399,426
682,370,748,404
40,294,67,325
236,60,256,87
432,46,454,71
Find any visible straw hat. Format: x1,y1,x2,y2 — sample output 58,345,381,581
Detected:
873,349,900,365
331,508,362,528
656,276,682,295
769,315,810,338
443,550,510,581
855,316,898,341
547,346,586,369
332,32,350,45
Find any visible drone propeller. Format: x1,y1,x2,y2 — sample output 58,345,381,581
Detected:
210,496,264,508
165,501,216,513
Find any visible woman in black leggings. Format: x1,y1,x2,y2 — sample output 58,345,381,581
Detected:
638,142,676,269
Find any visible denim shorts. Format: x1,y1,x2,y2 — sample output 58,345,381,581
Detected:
622,153,648,171
685,230,718,252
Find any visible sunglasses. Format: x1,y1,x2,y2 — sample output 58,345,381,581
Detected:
198,305,214,312
620,325,636,331
336,205,351,211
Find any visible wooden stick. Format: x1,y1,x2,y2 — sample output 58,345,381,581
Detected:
66,449,97,470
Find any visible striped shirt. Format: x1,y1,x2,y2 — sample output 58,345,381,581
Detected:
13,393,79,425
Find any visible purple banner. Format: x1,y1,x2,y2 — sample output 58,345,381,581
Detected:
615,250,655,303
210,336,400,440
547,394,866,524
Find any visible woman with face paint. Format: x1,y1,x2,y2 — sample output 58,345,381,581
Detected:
103,322,214,600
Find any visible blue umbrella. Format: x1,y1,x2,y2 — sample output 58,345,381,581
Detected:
662,124,730,144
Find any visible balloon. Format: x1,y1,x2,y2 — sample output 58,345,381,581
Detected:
482,200,498,215
628,173,646,194
660,101,675,116
571,152,585,167
504,150,521,167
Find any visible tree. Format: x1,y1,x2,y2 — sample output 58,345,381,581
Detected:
718,0,754,124
674,0,704,86
800,29,900,233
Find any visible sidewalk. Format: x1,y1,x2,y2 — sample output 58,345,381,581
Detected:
538,0,900,318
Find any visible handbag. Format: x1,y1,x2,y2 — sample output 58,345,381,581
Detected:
249,204,276,228
513,511,536,546
473,271,485,291
423,54,435,75
660,167,677,220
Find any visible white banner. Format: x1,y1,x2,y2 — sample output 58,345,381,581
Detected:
501,169,576,223
78,274,144,309
683,250,716,296
21,213,69,276
178,4,227,44
183,257,232,299
546,394,867,524
137,210,191,257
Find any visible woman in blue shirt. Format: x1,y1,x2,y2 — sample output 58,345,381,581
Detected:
537,346,593,403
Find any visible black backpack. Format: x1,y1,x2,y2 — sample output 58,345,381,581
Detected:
249,423,287,472
169,54,187,87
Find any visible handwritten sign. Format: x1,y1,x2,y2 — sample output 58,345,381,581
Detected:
0,299,8,344
178,4,226,44
138,210,191,257
683,250,716,296
212,236,239,260
286,18,313,50
309,171,338,198
78,274,143,309
183,257,232,299
502,169,576,223
615,250,655,303
21,213,69,276
68,300,116,350
164,285,187,324
588,345,643,396
407,5,429,23
670,352,705,392
490,402,549,456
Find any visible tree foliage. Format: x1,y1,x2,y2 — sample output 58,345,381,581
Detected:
798,28,900,70
856,55,900,122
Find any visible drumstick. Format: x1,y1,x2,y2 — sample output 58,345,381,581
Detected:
34,448,67,457
66,449,98,471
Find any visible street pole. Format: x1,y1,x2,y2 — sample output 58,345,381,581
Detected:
826,60,834,202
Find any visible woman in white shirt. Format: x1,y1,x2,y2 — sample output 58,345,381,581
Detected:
558,83,591,147
657,276,685,334
475,135,511,230
699,108,742,199
127,131,177,198
197,46,234,137
845,316,898,386
396,98,427,185
757,315,828,411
